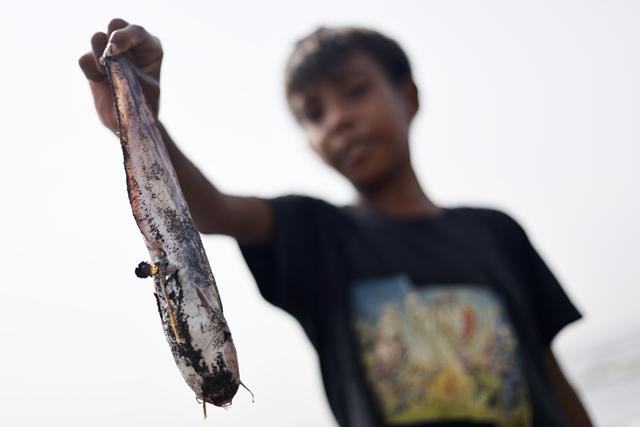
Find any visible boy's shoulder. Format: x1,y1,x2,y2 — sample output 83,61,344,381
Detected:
453,205,526,234
269,195,528,243
453,206,534,259
272,195,522,224
267,194,338,218
430,206,532,259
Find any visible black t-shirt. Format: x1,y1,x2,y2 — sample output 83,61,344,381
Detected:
239,195,581,427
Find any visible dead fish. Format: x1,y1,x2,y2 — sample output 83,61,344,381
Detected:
102,54,250,413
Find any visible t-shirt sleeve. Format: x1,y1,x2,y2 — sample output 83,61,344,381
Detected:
236,195,332,321
492,211,583,346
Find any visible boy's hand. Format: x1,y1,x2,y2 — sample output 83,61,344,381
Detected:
79,19,163,133
80,20,273,242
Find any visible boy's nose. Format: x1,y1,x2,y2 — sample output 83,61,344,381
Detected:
325,101,357,137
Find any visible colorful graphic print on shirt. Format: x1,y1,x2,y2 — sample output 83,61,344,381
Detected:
350,275,531,426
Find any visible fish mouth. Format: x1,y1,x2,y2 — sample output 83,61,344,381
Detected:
201,376,240,407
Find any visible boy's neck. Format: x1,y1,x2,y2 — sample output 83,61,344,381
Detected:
354,162,442,218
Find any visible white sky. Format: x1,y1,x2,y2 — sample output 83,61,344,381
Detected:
1,1,638,426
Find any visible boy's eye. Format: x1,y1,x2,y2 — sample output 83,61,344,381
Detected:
303,104,324,123
344,81,370,99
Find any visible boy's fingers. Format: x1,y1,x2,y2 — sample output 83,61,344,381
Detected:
79,52,105,82
107,18,129,36
90,32,108,74
102,18,131,58
91,32,108,57
105,24,159,58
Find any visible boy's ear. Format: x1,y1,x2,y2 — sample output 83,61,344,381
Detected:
401,80,419,120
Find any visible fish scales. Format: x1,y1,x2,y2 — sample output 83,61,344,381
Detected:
104,54,240,407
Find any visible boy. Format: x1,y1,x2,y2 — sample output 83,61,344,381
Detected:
80,19,593,427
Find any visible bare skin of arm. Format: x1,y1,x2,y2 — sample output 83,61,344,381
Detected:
79,19,272,244
545,349,594,427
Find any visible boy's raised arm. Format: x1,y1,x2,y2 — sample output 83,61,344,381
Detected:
79,18,273,244
157,123,273,243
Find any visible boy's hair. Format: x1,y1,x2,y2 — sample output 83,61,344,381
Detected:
285,26,414,97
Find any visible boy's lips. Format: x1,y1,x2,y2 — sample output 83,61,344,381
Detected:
337,137,373,168
343,143,370,167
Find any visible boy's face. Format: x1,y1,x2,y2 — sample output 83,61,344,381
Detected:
288,52,418,190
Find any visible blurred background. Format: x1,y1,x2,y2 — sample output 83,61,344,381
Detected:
1,0,638,425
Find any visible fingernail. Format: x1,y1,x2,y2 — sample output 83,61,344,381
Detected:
100,41,118,65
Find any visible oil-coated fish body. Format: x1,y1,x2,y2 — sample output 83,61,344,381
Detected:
104,54,240,407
